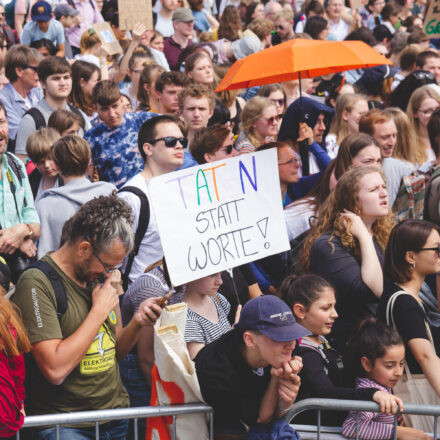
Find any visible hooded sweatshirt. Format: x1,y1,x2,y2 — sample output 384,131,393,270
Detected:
35,177,116,258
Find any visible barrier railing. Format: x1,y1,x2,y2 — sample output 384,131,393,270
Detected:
286,398,440,440
17,403,214,440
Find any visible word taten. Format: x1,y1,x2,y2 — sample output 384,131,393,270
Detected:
165,156,258,209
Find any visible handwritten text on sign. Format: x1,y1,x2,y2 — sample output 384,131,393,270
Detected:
149,149,290,286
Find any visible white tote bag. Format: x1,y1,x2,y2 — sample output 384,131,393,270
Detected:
386,291,440,433
146,302,209,440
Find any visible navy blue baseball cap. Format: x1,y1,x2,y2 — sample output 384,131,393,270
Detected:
235,295,310,342
32,1,52,21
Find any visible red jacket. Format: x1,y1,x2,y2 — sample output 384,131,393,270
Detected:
0,328,25,437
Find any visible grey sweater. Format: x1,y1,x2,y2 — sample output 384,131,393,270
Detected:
35,177,115,258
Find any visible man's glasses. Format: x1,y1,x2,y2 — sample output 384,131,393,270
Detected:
92,248,117,274
271,98,286,107
147,136,188,148
24,65,39,73
418,245,440,257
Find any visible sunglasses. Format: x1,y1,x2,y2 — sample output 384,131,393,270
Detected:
271,98,286,106
265,115,280,124
147,136,188,148
223,144,238,154
418,245,440,257
24,65,39,73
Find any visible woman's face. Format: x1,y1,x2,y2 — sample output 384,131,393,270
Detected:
187,273,223,296
414,229,440,276
150,35,164,52
296,287,338,337
317,25,329,40
268,90,286,116
37,46,51,58
188,56,214,85
351,145,382,168
253,333,296,368
81,70,100,98
416,97,440,129
252,3,265,19
252,105,279,140
278,146,299,185
343,99,369,134
372,0,385,14
357,171,389,221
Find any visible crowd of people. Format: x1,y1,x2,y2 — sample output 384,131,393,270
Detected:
1,0,440,438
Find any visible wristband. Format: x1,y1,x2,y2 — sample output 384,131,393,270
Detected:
25,223,33,239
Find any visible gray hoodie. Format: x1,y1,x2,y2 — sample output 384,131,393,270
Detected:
36,177,116,258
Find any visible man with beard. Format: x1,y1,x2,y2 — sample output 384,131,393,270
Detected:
13,194,163,440
0,101,40,283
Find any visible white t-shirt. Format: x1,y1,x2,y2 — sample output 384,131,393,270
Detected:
329,18,351,41
155,13,174,38
118,173,163,285
284,199,316,241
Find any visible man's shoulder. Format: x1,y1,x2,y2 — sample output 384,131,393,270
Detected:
85,122,107,139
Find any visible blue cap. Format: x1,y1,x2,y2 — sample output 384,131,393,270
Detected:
32,1,52,21
235,295,310,342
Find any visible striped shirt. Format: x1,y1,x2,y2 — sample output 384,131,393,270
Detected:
342,377,394,439
185,294,231,344
235,133,275,155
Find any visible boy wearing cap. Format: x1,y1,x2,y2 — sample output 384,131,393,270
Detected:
21,1,65,57
195,295,309,439
54,4,79,59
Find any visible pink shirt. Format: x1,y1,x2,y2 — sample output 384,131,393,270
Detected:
61,0,103,48
14,0,37,25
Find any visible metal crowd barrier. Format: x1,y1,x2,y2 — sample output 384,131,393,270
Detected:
286,398,440,440
17,403,214,440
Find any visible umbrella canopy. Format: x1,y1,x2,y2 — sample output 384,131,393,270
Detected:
216,39,392,92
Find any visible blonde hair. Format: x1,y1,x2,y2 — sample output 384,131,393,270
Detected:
26,127,61,163
302,166,394,271
329,93,368,145
407,85,440,164
240,96,276,147
387,107,418,166
80,28,101,54
0,288,31,357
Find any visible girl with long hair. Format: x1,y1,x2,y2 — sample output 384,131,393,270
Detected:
137,64,166,112
407,85,440,171
302,166,394,353
325,93,369,158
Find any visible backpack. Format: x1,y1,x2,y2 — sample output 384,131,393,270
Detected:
392,171,426,222
5,0,29,29
117,186,150,291
424,163,440,224
9,106,86,153
23,260,68,322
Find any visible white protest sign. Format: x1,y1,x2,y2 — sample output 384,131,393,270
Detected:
148,149,290,286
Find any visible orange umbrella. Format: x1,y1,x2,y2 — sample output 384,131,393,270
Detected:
216,39,392,92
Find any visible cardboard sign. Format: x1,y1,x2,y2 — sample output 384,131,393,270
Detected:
93,22,122,55
424,0,440,37
149,149,291,286
118,0,153,30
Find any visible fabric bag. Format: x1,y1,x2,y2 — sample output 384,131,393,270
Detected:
146,302,208,440
386,291,440,432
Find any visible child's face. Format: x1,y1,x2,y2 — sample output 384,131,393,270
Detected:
363,345,405,389
187,273,223,297
36,157,59,178
296,287,337,336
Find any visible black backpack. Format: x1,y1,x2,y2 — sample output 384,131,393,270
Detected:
117,186,150,291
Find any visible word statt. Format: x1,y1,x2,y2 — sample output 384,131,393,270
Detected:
149,149,290,286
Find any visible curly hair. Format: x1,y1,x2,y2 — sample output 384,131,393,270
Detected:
302,166,395,271
60,193,134,253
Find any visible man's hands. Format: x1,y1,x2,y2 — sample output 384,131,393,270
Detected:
132,22,149,42
0,224,28,255
272,356,303,412
91,272,120,322
297,122,314,146
19,238,37,258
133,297,164,327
